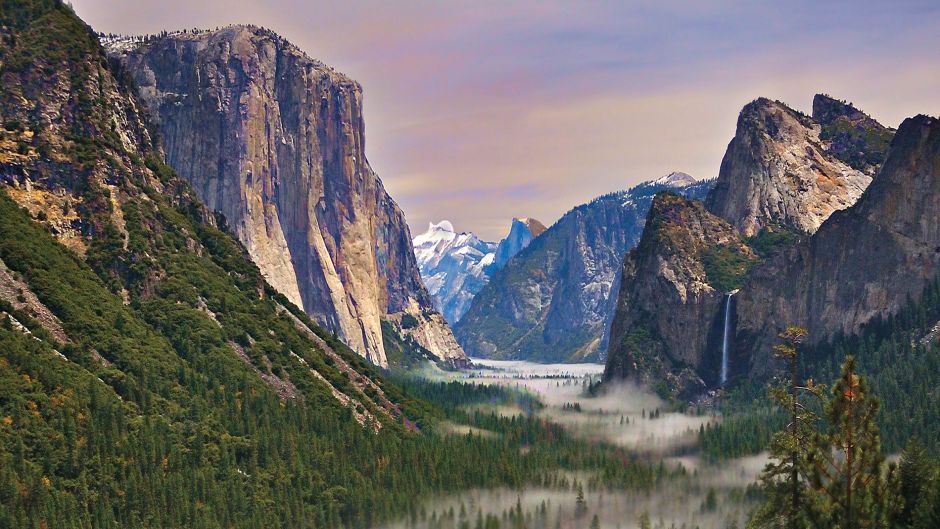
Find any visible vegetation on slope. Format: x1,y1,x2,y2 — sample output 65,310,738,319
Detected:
748,354,940,529
0,2,671,527
701,278,940,462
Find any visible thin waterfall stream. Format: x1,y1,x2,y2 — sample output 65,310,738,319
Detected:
720,291,737,385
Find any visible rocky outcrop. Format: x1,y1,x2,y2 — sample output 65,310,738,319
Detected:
107,27,464,366
0,257,69,344
605,96,897,394
605,97,936,396
488,217,546,272
705,98,873,236
812,94,895,174
733,114,940,376
603,193,758,394
455,175,713,362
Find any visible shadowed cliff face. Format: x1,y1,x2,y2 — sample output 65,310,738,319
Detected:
735,115,940,376
108,26,464,365
603,193,758,396
705,98,873,237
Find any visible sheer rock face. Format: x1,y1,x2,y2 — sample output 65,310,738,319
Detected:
735,115,940,376
705,98,873,237
489,217,547,272
455,177,712,363
604,113,940,395
604,193,757,395
108,26,464,365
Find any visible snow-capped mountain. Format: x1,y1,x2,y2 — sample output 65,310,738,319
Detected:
413,218,544,323
652,171,697,187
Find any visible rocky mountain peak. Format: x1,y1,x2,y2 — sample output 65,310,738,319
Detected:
812,94,878,128
730,113,939,377
517,217,547,237
489,217,546,271
654,171,698,187
413,216,549,325
457,177,714,363
705,97,873,236
812,94,895,174
428,220,456,233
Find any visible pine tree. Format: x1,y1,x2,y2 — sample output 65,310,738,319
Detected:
806,356,889,529
896,437,932,527
750,327,824,529
575,482,587,517
590,513,601,529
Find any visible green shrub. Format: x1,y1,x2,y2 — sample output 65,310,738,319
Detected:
699,244,756,292
400,313,420,329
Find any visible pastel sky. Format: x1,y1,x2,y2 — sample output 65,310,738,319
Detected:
72,0,940,240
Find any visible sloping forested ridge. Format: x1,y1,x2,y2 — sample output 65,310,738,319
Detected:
0,2,660,528
700,278,940,461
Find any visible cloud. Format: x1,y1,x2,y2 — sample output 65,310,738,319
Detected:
72,0,940,239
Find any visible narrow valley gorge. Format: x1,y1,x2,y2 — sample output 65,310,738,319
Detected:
3,2,940,529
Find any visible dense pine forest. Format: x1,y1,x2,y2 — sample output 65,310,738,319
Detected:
700,278,940,462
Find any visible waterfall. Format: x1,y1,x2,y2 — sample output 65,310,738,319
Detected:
720,292,735,385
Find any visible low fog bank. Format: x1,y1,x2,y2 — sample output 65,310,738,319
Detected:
456,360,713,455
388,360,767,529
377,456,767,529
378,467,759,529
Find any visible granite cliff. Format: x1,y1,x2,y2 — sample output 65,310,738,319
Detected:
705,98,874,237
734,114,940,377
604,193,758,395
106,27,464,366
604,96,927,396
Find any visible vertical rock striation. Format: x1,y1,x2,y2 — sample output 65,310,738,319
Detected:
734,114,940,376
108,26,464,365
603,193,757,395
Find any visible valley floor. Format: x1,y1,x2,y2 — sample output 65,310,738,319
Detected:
385,359,762,529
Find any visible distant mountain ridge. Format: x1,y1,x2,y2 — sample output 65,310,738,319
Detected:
455,174,714,363
413,217,544,323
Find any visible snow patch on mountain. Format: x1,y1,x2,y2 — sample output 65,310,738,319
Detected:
413,218,543,324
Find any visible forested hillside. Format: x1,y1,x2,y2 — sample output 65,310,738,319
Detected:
0,2,661,527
